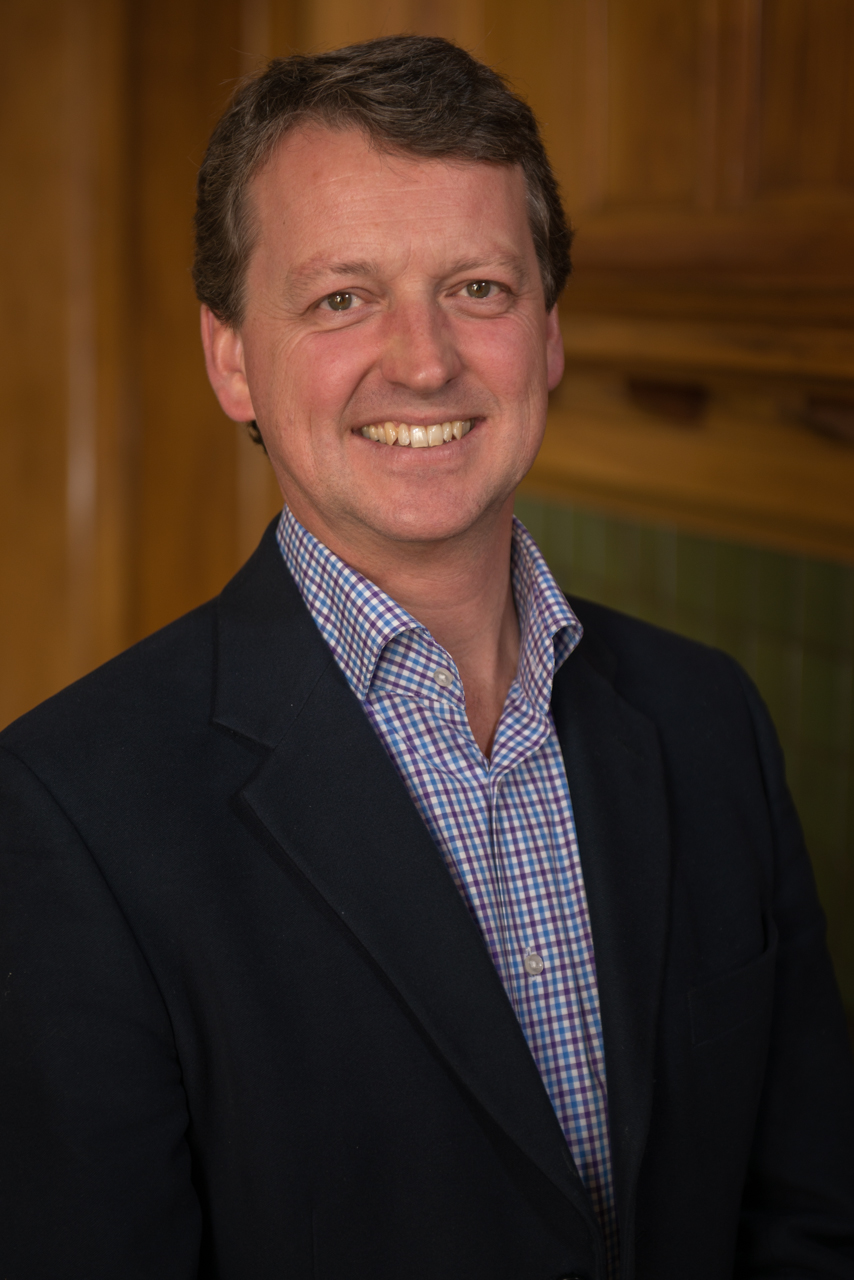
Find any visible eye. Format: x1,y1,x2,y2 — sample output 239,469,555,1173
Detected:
323,291,359,312
464,281,496,299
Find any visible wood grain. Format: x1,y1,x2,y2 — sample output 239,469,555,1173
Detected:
0,0,132,727
525,369,854,564
3,0,854,726
561,313,854,380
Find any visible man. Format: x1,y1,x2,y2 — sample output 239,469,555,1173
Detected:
1,35,853,1280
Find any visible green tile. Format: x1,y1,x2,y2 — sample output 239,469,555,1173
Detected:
541,504,575,590
512,494,854,1016
799,653,852,754
599,520,628,597
802,560,854,655
752,548,805,638
615,523,643,609
748,636,803,744
714,541,760,627
651,527,679,614
675,535,718,619
514,495,544,544
573,510,608,584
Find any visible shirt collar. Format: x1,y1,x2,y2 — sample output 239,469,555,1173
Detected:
510,517,582,710
276,506,582,711
276,507,423,701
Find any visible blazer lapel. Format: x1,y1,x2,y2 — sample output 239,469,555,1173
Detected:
212,525,598,1234
551,623,671,1248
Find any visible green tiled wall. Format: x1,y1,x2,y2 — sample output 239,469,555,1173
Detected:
516,495,854,1016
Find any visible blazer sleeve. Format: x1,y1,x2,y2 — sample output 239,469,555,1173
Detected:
0,746,201,1280
732,668,854,1277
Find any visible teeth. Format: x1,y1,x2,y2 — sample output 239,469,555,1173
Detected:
360,420,472,448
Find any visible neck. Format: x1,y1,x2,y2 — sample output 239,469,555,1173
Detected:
288,495,520,759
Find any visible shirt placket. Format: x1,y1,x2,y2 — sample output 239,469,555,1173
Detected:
488,710,610,1186
483,693,553,998
278,506,616,1274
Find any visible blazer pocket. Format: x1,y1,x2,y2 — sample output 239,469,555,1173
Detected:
688,930,777,1047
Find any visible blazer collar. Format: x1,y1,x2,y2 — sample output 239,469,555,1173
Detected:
212,522,602,1250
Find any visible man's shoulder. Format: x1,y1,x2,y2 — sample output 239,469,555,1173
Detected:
0,520,294,768
568,593,737,675
566,593,757,731
0,598,219,773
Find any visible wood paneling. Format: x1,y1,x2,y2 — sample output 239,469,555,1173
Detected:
293,0,484,52
523,370,854,563
484,0,854,285
0,0,131,727
756,0,854,195
4,0,854,725
606,0,706,207
485,0,854,561
129,0,245,638
560,313,854,380
541,307,854,564
1,2,71,726
0,0,287,726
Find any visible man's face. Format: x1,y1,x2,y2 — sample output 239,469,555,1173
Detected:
205,124,564,553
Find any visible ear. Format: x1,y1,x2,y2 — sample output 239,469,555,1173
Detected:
200,305,257,422
545,304,565,391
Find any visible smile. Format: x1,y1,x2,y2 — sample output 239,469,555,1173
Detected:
359,420,473,448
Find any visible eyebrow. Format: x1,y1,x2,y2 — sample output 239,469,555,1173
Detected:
286,251,530,294
287,259,379,289
447,254,529,282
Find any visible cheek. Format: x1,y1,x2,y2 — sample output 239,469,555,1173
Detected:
278,332,378,423
464,319,547,402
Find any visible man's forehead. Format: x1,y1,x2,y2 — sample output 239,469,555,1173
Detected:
259,119,524,186
251,124,527,231
248,125,533,280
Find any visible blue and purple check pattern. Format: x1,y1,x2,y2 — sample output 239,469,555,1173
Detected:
277,507,618,1273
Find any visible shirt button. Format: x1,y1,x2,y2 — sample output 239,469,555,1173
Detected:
524,952,545,976
433,667,454,688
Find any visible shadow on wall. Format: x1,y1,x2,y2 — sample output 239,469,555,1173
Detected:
515,494,854,1031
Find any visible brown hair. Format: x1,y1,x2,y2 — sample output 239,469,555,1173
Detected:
192,34,571,327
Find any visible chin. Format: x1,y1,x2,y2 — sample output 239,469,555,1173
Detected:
364,490,510,546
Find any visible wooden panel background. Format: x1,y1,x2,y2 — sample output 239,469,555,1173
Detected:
486,0,854,562
2,0,853,725
1,0,133,725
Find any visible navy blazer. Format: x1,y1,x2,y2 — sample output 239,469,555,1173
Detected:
2,521,853,1279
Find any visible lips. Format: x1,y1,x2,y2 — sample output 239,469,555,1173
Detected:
360,420,472,448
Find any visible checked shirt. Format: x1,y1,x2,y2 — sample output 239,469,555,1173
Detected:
277,507,618,1273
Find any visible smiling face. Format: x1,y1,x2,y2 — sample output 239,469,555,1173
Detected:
203,123,564,560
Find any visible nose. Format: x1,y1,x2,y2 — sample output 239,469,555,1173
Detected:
378,298,462,394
